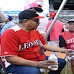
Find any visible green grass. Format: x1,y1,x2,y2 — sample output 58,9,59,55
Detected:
43,63,72,74
61,63,72,74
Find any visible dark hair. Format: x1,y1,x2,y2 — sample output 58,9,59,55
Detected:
29,7,43,12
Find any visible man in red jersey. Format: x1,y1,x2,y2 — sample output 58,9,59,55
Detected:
59,19,74,74
1,9,73,74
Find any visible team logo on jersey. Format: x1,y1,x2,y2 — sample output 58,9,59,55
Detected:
66,38,74,44
19,40,40,50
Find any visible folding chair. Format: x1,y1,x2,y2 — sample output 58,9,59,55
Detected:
65,61,69,74
64,55,69,74
0,36,8,74
0,57,8,74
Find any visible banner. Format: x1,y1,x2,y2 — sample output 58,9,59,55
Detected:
24,0,49,14
24,0,43,9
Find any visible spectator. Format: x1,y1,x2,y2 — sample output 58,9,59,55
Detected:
29,6,48,61
0,8,8,36
1,15,15,35
46,12,64,46
46,12,66,74
0,8,8,73
0,8,8,23
1,9,72,74
59,19,74,74
30,6,48,38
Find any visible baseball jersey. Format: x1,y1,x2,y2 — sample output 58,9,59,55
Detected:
1,25,47,61
46,20,64,41
59,31,74,50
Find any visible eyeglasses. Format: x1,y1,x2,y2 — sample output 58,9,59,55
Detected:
19,19,39,24
32,19,39,24
69,23,74,25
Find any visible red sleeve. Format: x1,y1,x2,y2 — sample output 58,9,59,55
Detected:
36,30,47,45
1,29,19,56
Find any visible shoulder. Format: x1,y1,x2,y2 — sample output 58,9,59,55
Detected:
56,20,64,25
8,21,15,25
60,31,69,37
2,25,21,36
9,25,21,31
33,30,40,33
33,30,42,35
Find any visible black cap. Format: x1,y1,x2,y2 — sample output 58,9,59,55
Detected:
29,7,43,12
67,19,74,23
18,9,39,20
18,9,45,23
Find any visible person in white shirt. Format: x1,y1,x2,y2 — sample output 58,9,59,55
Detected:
0,8,8,23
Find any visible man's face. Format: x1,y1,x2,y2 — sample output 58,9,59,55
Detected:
68,22,74,32
26,19,40,30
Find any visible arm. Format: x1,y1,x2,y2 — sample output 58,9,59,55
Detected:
42,35,68,52
42,44,67,53
42,44,73,56
41,35,72,55
5,55,38,67
5,55,57,70
38,31,72,53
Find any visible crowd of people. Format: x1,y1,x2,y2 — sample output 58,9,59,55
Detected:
0,4,74,74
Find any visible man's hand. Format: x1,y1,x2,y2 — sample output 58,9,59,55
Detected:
64,49,73,56
36,60,58,70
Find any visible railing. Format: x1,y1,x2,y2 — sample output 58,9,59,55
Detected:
49,10,74,16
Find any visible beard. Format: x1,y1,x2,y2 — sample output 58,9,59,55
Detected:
28,27,37,31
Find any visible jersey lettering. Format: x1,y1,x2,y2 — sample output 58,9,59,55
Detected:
66,38,74,44
19,40,39,50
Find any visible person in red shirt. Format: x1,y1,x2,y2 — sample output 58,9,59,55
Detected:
29,6,48,61
1,9,73,74
59,19,74,74
46,12,64,46
46,12,66,74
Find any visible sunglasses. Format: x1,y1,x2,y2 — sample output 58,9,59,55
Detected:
19,19,39,24
32,19,39,24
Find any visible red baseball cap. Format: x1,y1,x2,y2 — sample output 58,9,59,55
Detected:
49,12,56,18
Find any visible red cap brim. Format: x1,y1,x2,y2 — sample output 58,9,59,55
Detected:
32,16,45,19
